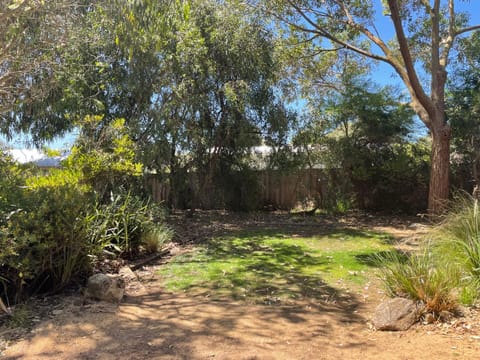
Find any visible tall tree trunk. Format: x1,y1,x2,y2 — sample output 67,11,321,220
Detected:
428,123,451,214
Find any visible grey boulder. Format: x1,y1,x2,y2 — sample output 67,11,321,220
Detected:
84,273,125,303
372,297,423,331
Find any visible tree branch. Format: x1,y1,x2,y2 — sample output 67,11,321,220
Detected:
283,0,390,63
440,0,455,66
455,24,480,37
387,0,434,127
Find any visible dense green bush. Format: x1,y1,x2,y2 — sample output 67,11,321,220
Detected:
0,122,172,304
2,184,91,299
84,193,170,257
1,170,171,303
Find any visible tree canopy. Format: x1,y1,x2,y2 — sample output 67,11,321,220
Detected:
2,0,480,213
0,0,90,141
251,0,480,213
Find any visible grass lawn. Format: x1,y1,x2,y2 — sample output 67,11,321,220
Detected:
159,227,394,304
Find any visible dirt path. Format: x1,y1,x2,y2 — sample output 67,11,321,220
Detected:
2,212,480,359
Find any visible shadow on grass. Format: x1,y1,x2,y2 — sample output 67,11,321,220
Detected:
170,210,396,246
355,249,409,267
208,238,333,300
163,229,384,322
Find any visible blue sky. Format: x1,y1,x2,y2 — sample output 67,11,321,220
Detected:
2,1,480,150
371,1,480,85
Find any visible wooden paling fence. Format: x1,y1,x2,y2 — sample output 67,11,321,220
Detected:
260,169,325,209
145,168,326,210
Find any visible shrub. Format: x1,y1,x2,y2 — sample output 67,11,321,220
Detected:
84,193,165,258
437,195,480,276
141,224,174,254
376,247,461,313
0,128,171,303
1,183,92,301
68,116,144,202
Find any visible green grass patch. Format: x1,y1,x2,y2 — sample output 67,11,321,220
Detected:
159,228,393,303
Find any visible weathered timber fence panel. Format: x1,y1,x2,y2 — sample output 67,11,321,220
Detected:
145,169,325,210
145,175,170,205
260,169,324,209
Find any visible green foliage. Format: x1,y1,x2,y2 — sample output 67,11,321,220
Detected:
376,247,461,313
67,116,143,200
1,177,92,301
448,31,480,189
261,0,479,213
0,126,170,303
377,194,480,311
160,228,392,302
8,0,292,211
459,281,480,306
1,0,91,141
0,151,26,214
220,167,263,212
325,192,353,215
295,76,429,213
149,0,292,209
141,224,174,254
84,193,162,257
4,304,30,328
435,195,480,278
432,194,480,305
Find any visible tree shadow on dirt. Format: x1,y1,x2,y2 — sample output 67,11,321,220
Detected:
2,287,370,359
5,211,407,359
170,210,404,245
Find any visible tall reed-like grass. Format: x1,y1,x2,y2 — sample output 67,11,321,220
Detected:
142,225,174,254
437,194,480,277
377,193,480,311
376,246,460,313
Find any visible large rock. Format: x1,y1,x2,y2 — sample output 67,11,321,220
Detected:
84,273,125,303
372,297,423,331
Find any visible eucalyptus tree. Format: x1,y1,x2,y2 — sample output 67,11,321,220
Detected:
4,0,292,208
252,0,480,213
0,0,90,142
1,0,177,143
132,0,291,209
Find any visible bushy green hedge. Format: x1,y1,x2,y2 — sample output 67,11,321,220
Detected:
1,184,91,299
0,122,172,304
1,162,171,304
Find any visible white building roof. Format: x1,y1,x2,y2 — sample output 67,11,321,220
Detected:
5,149,69,168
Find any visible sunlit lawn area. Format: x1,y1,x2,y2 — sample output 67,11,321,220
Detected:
159,228,394,303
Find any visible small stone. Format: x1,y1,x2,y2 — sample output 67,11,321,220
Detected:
52,309,63,316
118,266,137,283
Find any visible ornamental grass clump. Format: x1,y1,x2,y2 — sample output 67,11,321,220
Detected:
438,194,480,277
431,194,480,304
141,224,174,254
376,246,461,314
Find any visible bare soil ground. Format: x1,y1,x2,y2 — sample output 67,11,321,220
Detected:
1,212,480,359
